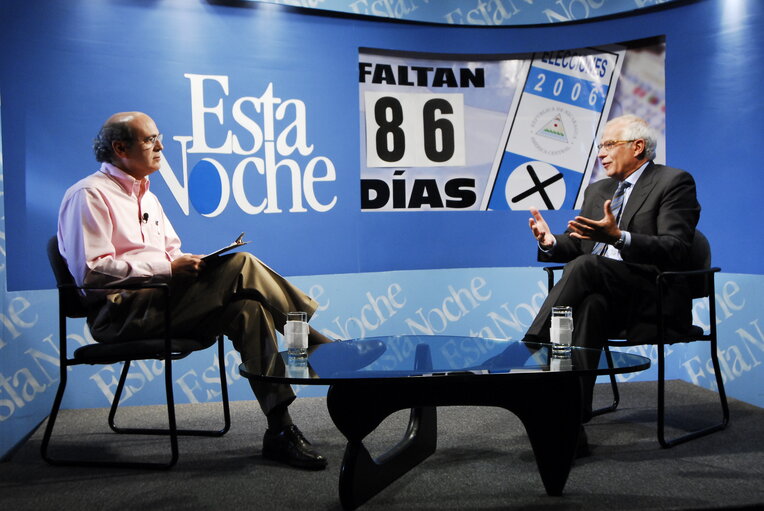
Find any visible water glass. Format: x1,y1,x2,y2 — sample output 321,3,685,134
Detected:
285,311,309,358
550,305,573,358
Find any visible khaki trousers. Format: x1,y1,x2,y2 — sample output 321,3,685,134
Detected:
88,252,317,415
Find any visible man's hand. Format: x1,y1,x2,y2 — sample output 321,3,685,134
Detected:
567,200,621,243
529,207,556,249
171,254,205,279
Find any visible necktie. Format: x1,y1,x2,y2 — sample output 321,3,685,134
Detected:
592,181,631,255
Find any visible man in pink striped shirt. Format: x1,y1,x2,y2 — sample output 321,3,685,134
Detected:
58,111,330,470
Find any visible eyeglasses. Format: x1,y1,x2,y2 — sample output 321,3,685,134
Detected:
597,139,635,152
137,133,163,148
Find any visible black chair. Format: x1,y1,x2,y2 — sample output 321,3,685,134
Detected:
543,230,729,448
41,236,231,469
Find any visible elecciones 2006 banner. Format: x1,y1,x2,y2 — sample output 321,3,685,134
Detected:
359,39,666,212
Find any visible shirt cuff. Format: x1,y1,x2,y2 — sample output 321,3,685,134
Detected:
621,231,631,249
538,237,557,254
150,260,173,282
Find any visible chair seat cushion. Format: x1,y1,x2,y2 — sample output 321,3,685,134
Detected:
73,337,217,364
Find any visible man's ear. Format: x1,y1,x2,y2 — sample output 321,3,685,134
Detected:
633,138,647,159
112,140,127,157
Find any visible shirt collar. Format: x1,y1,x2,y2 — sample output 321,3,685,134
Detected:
100,162,150,197
624,160,650,187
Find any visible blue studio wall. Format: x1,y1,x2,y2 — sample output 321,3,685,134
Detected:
1,0,763,459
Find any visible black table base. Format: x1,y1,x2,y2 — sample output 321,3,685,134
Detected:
240,337,649,510
327,372,582,510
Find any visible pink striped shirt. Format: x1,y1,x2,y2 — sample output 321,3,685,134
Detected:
58,162,184,289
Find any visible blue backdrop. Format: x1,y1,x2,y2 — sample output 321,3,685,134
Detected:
1,0,763,459
249,0,687,25
2,0,763,291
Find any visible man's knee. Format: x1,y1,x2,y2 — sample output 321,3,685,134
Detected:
228,251,269,276
221,251,255,271
206,251,260,282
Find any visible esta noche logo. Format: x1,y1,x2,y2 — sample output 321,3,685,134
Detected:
158,74,338,217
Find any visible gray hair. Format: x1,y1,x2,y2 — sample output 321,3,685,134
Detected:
608,114,657,161
93,118,134,163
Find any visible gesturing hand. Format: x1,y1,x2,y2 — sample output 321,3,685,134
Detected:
529,207,555,249
567,200,621,243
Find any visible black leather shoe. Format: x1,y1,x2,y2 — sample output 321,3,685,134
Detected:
262,425,327,470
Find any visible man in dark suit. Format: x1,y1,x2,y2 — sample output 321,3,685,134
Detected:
525,114,701,436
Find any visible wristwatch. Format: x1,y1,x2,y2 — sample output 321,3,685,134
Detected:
613,232,626,250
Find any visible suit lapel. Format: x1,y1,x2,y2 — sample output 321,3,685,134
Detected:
593,179,618,214
620,162,657,229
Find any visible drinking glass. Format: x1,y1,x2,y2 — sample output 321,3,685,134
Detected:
285,311,309,358
550,306,573,358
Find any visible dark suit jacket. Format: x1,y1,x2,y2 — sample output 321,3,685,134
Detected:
539,162,702,341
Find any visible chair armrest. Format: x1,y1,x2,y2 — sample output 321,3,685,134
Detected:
59,282,171,292
656,267,721,280
656,267,720,299
59,281,172,304
543,266,566,292
57,282,172,323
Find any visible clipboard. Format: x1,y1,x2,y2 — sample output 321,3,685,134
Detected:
202,233,251,260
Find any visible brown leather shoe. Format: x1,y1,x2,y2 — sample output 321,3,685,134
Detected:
262,425,327,470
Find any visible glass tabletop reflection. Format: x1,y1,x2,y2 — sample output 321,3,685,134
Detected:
239,335,651,384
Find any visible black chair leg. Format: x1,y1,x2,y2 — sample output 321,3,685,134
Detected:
592,346,620,417
41,313,69,465
711,337,731,427
41,356,176,468
657,339,730,448
40,363,69,465
216,336,232,436
43,340,226,469
108,359,132,432
109,337,231,437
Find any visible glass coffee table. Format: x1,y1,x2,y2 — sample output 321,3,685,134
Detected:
240,335,650,510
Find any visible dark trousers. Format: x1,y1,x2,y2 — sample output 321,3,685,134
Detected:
527,254,658,420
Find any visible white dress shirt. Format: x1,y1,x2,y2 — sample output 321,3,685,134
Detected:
58,162,184,288
601,161,648,260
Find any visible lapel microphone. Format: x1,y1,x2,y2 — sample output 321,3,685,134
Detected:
142,213,149,223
